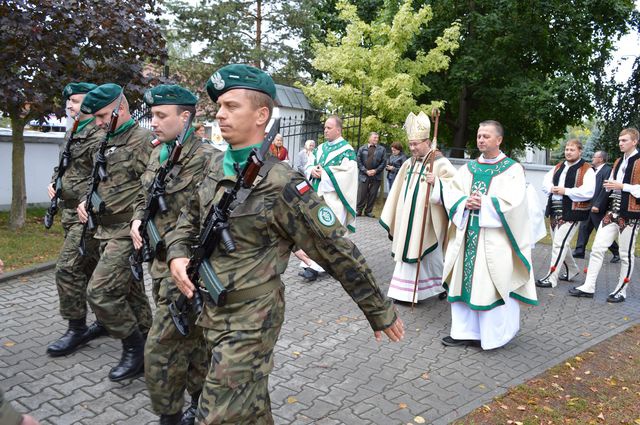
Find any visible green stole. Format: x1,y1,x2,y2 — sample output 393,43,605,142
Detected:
460,157,516,304
310,139,355,191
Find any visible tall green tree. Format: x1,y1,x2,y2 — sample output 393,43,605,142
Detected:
161,0,315,84
0,0,167,229
302,0,460,144
415,0,638,156
597,56,640,159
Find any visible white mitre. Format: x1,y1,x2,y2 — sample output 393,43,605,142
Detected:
404,111,431,140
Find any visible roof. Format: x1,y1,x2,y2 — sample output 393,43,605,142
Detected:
275,84,313,111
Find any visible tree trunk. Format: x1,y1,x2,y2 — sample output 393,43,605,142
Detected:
255,0,262,68
451,85,470,158
10,116,26,230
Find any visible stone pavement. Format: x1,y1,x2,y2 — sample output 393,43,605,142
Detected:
1,217,639,425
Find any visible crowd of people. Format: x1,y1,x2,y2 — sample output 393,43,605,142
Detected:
2,62,638,425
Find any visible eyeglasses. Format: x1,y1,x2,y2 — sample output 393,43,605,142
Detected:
408,141,426,148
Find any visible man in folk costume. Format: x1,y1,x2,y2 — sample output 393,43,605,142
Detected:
379,112,456,303
441,120,538,349
297,115,359,281
536,139,595,288
570,128,640,303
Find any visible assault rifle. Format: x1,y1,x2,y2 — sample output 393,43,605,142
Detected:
44,114,81,229
78,93,124,256
129,112,194,281
169,118,281,336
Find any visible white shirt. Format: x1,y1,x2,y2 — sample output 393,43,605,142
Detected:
542,160,595,202
614,149,640,198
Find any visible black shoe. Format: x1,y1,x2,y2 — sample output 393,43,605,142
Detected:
365,212,375,218
160,413,182,425
536,277,552,288
301,268,318,281
572,251,585,259
108,329,145,382
441,336,480,347
298,268,308,277
568,287,594,298
392,299,413,306
356,212,363,217
179,391,200,425
46,318,89,357
83,321,108,342
438,291,447,300
610,254,621,263
606,293,625,303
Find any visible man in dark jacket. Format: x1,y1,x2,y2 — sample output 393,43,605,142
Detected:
572,150,620,263
356,132,386,217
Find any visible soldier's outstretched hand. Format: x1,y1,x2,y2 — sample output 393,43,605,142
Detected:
169,257,196,298
77,201,88,223
374,316,405,342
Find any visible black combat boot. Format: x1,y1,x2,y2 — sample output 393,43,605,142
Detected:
83,321,108,342
179,391,200,425
108,329,145,381
159,413,182,425
46,318,88,357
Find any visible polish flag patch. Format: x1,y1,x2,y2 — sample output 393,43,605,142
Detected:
151,138,162,147
296,181,311,195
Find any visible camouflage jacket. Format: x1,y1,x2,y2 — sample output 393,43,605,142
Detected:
0,386,21,425
166,154,396,332
133,133,215,280
50,118,104,223
90,121,154,239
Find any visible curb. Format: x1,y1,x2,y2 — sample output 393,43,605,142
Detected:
0,260,56,283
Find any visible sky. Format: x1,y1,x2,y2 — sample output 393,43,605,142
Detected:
609,23,640,83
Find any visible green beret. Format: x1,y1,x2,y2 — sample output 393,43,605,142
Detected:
63,82,98,100
144,84,197,106
206,64,276,102
81,83,122,114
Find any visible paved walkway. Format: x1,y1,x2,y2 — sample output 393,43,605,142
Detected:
1,218,639,425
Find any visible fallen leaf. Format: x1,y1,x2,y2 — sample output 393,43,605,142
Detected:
478,384,486,389
3,341,15,347
622,386,629,391
421,372,430,380
575,356,583,362
515,422,523,425
598,413,605,420
543,406,554,412
414,417,425,424
633,419,640,424
517,405,526,411
316,319,323,324
623,316,629,321
584,370,591,375
292,351,301,357
589,387,598,393
336,316,350,323
482,405,491,412
415,328,420,331
575,377,582,381
500,404,509,410
287,396,297,404
552,383,564,392
398,402,408,409
581,332,592,337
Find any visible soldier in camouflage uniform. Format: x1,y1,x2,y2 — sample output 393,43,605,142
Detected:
130,85,212,425
46,82,107,357
0,387,39,425
77,83,154,382
166,64,405,424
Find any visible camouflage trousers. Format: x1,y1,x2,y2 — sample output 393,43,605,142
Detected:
145,277,208,415
55,210,100,320
196,326,282,425
86,237,152,339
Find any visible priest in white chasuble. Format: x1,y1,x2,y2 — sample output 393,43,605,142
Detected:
441,120,538,350
380,112,456,303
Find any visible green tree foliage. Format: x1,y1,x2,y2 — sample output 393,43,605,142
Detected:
0,0,167,229
597,57,640,159
161,0,315,84
302,0,460,145
415,0,638,156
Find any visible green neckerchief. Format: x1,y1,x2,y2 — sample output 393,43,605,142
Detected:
111,118,136,138
223,142,261,176
75,117,95,134
159,127,195,164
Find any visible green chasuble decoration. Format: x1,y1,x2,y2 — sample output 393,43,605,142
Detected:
460,157,516,306
310,139,356,191
223,142,261,176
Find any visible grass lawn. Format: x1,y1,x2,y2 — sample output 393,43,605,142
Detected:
0,207,64,272
454,325,640,425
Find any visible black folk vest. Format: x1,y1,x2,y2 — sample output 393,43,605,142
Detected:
610,152,640,219
545,159,591,221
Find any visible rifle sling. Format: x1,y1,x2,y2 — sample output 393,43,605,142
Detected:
229,157,279,212
165,138,202,183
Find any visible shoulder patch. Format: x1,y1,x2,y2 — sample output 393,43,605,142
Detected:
317,206,336,227
296,180,311,195
151,138,162,147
